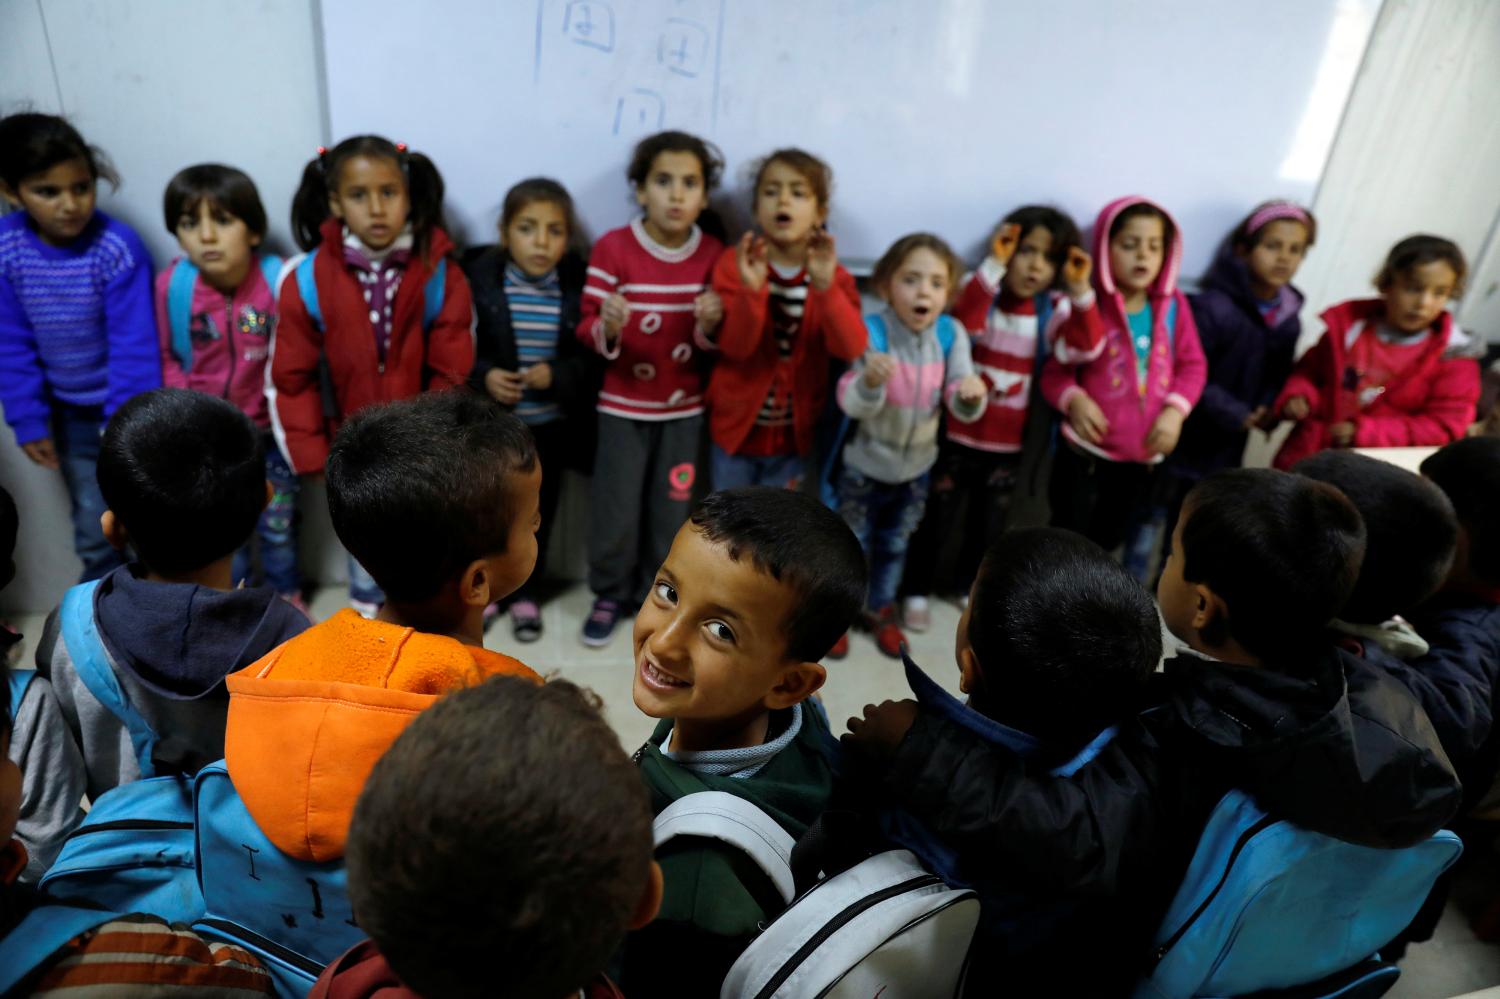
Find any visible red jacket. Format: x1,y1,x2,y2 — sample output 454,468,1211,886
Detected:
707,249,866,455
1272,298,1479,470
269,218,474,473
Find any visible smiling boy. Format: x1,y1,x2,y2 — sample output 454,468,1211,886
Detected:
622,486,867,998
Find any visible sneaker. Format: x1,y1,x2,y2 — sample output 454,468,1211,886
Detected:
350,598,381,620
581,598,623,647
901,595,931,633
279,592,311,619
826,633,850,660
510,600,543,643
872,606,906,660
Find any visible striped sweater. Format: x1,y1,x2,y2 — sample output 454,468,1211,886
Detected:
0,210,160,444
576,218,722,421
504,261,564,424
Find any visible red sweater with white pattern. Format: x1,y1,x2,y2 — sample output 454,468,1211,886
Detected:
576,219,723,421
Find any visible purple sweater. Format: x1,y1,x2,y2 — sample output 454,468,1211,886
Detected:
0,209,160,444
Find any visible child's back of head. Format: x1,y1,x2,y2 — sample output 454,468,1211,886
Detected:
1293,452,1457,623
1422,437,1500,592
345,676,655,999
963,528,1160,749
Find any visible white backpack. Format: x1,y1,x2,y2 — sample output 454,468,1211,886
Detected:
652,792,979,999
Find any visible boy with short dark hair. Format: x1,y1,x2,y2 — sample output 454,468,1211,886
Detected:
312,676,659,999
622,486,867,998
845,468,1461,995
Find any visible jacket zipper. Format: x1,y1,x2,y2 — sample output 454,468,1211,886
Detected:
1147,814,1277,968
197,918,325,974
63,818,193,841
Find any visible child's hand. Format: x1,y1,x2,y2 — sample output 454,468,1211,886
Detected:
20,438,59,470
1062,247,1093,298
736,232,769,291
1066,393,1110,444
600,293,630,345
1243,405,1270,431
694,290,724,330
1282,396,1311,421
484,368,525,406
842,699,920,760
862,353,897,389
1146,407,1185,457
990,223,1022,266
956,373,986,405
807,229,838,291
1329,421,1356,447
521,363,552,391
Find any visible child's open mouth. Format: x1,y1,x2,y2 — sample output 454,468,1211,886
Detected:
775,212,792,225
913,305,932,318
641,658,691,690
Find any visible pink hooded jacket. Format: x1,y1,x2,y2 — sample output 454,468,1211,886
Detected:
1040,196,1207,464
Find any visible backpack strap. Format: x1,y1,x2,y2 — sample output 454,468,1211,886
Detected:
60,581,156,777
295,249,322,331
0,905,122,995
257,254,284,296
1031,292,1056,382
653,791,797,906
865,312,889,354
7,667,35,725
166,259,200,372
421,257,447,330
935,313,956,356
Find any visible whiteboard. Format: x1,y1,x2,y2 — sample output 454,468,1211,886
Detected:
280,2,1369,276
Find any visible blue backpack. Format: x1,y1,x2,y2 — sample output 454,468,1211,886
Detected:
0,904,130,996
293,247,447,332
7,666,34,722
192,760,361,997
166,254,285,372
1134,790,1462,998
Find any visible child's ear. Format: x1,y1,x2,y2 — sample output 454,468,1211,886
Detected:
99,510,129,553
958,646,982,696
249,230,263,249
765,661,827,710
0,181,17,208
628,860,665,930
458,558,493,609
1193,582,1229,633
634,185,649,209
327,191,345,220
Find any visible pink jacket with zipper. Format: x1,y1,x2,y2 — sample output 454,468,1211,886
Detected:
1040,196,1207,464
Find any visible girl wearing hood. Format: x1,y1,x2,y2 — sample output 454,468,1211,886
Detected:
1040,196,1207,553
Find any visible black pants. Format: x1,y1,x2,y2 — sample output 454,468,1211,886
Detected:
512,418,572,604
1047,443,1153,553
900,445,1022,598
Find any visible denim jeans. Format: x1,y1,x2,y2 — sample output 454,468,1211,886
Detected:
232,442,302,594
52,403,124,582
710,444,804,492
347,554,385,607
836,467,930,612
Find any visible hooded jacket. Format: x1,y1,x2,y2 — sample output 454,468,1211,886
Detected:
1039,196,1207,464
878,646,1461,994
1170,246,1304,479
223,609,538,863
268,218,475,474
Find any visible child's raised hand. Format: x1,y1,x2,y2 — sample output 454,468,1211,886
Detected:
1329,421,1356,447
990,223,1022,266
736,231,770,291
1282,396,1311,422
956,373,986,405
694,289,724,330
807,228,838,291
862,352,897,389
1062,247,1093,298
600,293,630,345
20,437,59,470
484,368,525,406
841,699,919,760
1066,392,1110,445
1146,407,1185,458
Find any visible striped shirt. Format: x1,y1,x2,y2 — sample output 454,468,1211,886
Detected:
25,913,274,996
505,261,563,425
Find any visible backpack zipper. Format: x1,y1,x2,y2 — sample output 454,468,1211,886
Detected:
197,917,325,975
752,874,942,999
1148,814,1277,968
63,818,193,841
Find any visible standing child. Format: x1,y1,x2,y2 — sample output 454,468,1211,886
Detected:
466,177,602,643
1040,196,1206,553
0,113,160,581
834,233,988,658
576,130,725,646
1272,235,1479,469
158,164,302,611
899,206,1100,630
707,148,866,490
271,135,474,616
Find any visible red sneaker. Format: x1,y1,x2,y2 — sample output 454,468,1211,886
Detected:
872,607,906,660
826,633,850,660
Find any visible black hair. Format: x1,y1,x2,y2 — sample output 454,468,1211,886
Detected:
1422,437,1500,587
1109,201,1176,250
1000,205,1082,282
968,528,1160,748
752,148,834,209
498,176,581,256
347,677,653,999
326,391,538,605
688,487,867,662
626,130,724,191
1229,201,1317,253
0,112,118,192
1374,234,1468,297
96,389,264,574
1293,452,1457,622
1180,469,1366,662
290,135,446,253
162,163,267,239
0,484,15,593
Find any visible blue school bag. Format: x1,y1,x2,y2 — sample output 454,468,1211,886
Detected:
0,905,132,996
37,580,204,924
1133,790,1462,999
293,248,447,332
192,760,361,997
166,254,285,372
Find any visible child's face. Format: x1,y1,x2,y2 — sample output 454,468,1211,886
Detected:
1109,214,1166,298
634,150,708,245
1243,220,1308,296
632,523,804,725
754,159,825,249
1003,226,1058,299
884,247,951,332
11,157,96,246
329,154,410,251
485,464,544,603
503,199,569,278
175,200,261,289
1382,260,1458,335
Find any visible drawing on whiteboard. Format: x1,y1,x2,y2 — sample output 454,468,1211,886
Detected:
614,88,666,135
658,17,709,78
562,0,615,52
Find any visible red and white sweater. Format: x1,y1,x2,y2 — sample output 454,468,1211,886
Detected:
576,218,723,421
